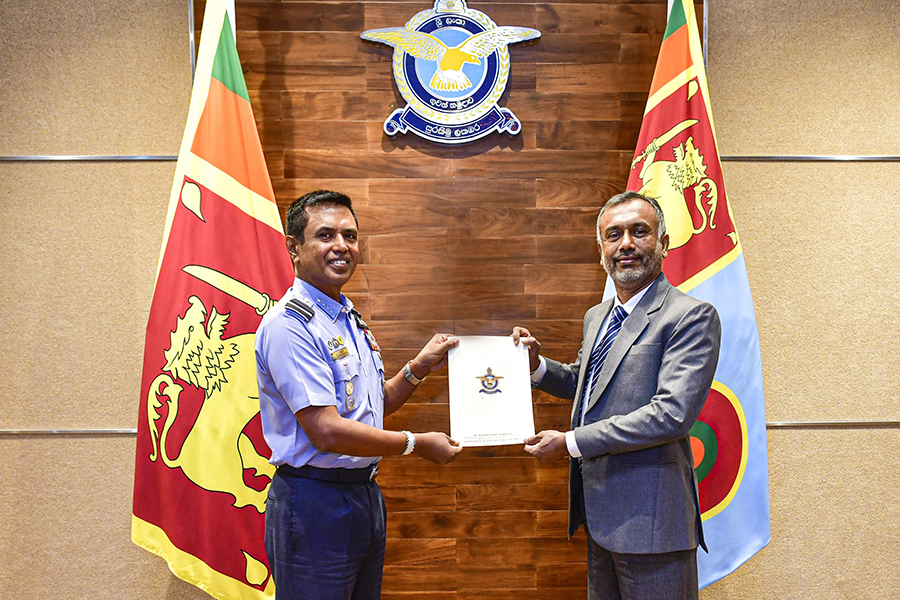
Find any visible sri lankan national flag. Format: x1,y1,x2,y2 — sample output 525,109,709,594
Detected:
132,1,292,598
624,0,771,588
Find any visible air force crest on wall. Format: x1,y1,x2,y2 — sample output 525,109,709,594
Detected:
361,0,540,144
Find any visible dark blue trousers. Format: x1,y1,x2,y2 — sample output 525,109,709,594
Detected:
265,470,387,600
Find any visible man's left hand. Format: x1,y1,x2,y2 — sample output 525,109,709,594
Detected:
524,430,569,462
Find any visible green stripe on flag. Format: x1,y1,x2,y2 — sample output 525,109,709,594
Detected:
211,15,250,102
663,0,687,40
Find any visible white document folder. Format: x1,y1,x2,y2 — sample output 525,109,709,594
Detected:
448,335,535,447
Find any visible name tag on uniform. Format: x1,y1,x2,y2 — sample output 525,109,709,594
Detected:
331,347,349,360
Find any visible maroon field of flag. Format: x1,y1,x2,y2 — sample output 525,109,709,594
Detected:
132,1,292,598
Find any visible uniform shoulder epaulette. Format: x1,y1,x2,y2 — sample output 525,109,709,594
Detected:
285,298,315,322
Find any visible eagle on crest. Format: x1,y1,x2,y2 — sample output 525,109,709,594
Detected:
362,25,540,92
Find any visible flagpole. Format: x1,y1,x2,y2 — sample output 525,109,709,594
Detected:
188,0,196,81
703,0,708,69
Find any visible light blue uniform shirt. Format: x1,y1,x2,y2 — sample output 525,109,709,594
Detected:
255,279,386,468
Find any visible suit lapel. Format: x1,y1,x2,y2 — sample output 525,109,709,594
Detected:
571,301,611,427
582,274,671,415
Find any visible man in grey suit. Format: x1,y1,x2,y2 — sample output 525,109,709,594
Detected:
513,191,721,599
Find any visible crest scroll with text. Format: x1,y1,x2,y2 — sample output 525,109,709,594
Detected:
361,0,540,144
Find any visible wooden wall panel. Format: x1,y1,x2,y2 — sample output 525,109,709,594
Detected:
209,0,670,595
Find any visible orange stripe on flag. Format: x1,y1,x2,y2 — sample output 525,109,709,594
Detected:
191,78,275,203
647,24,691,99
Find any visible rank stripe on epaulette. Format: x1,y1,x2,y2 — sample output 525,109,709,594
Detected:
286,298,315,321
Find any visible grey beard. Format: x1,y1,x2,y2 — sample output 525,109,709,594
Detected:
602,248,664,285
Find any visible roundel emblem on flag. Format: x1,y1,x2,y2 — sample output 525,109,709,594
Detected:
689,380,748,520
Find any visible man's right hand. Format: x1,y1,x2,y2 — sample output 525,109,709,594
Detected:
414,432,463,464
511,326,542,372
524,430,569,463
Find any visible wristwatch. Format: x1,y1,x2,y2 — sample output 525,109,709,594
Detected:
403,360,425,385
400,430,416,455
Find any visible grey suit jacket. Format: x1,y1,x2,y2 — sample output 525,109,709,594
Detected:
537,273,721,554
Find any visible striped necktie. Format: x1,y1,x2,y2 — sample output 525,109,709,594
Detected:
577,305,628,427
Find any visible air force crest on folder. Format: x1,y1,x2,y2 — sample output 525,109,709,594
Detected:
361,0,540,144
476,367,503,394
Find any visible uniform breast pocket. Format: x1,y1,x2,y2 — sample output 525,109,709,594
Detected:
330,358,361,414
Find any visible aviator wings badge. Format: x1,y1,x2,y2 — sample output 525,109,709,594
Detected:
361,0,540,144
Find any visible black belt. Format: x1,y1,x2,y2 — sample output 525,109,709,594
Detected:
278,463,378,484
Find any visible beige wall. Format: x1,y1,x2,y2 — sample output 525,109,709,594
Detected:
0,0,206,598
702,0,900,597
1,0,898,598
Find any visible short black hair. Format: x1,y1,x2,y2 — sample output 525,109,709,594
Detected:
285,190,358,243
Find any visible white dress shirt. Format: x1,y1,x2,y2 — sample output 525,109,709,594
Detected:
530,284,652,458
